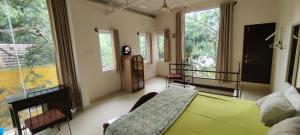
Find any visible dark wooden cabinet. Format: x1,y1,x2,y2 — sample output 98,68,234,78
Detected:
122,55,144,92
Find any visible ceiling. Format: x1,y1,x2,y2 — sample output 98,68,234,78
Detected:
91,0,208,17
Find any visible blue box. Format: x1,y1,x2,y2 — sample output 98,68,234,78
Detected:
0,128,4,135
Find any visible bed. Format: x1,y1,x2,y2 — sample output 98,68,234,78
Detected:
164,92,268,135
103,86,269,135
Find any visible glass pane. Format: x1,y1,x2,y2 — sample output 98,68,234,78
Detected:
184,8,220,78
0,0,59,130
139,35,147,61
158,35,164,60
99,31,114,71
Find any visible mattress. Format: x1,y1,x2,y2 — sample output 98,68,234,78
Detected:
164,93,269,135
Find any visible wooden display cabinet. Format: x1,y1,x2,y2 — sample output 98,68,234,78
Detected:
121,55,145,93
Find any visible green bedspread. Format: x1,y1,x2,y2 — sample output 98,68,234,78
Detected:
164,93,269,135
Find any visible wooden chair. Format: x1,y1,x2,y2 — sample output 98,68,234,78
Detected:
24,87,72,135
166,64,192,87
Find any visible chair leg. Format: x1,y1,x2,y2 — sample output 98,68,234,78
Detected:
165,77,167,88
22,125,27,135
67,121,72,135
57,123,61,131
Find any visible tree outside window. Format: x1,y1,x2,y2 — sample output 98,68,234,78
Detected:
99,30,115,71
184,8,220,78
139,34,148,62
0,0,59,130
158,34,164,60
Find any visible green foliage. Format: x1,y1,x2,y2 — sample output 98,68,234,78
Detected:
139,34,147,61
158,34,164,60
0,88,4,94
99,32,114,71
184,8,220,74
0,0,57,130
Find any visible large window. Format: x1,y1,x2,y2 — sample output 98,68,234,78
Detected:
98,30,115,71
184,8,220,77
139,33,148,62
0,0,58,130
158,34,164,60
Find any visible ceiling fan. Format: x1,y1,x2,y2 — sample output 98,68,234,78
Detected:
161,0,171,12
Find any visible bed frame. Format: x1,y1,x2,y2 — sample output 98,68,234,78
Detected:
169,63,241,98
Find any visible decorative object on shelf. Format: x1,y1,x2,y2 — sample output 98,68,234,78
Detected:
121,55,144,93
122,45,132,55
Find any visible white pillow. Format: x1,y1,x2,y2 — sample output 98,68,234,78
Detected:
284,87,300,111
258,92,296,125
268,117,300,135
256,91,283,107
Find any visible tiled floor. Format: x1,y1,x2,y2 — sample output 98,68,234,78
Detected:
19,77,270,135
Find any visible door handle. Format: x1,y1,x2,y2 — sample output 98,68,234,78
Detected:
244,54,251,64
245,59,252,64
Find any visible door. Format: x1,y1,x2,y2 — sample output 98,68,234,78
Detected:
242,23,275,84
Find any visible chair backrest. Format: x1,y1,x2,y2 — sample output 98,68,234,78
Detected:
25,85,69,129
169,63,192,75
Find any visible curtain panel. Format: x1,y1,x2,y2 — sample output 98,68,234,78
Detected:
176,11,184,73
113,29,121,71
164,29,171,62
146,32,153,64
216,0,234,81
49,0,83,109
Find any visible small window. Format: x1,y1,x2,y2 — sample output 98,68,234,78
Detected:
98,30,115,71
158,34,165,60
139,33,148,62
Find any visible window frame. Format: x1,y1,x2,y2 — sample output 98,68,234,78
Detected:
158,33,165,61
138,33,149,63
98,29,116,72
0,0,60,131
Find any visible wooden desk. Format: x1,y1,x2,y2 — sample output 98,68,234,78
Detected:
6,86,72,135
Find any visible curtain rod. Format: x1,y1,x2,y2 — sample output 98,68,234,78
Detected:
94,27,114,32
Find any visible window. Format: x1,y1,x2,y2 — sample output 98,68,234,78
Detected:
139,33,148,62
158,34,165,60
98,30,115,71
184,8,220,78
0,0,58,130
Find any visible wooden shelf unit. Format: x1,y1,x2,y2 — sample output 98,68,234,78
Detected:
121,55,145,93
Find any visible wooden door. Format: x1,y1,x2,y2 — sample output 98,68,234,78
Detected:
242,23,275,84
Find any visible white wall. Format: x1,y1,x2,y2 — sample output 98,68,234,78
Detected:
154,11,176,76
155,0,278,89
66,0,158,107
271,0,300,91
232,0,278,72
65,0,300,107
